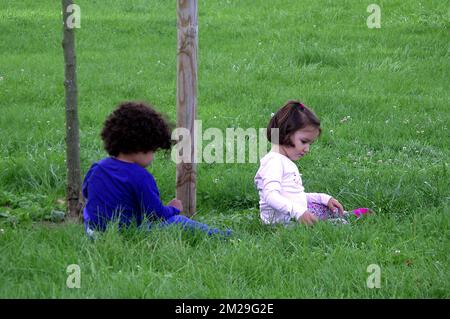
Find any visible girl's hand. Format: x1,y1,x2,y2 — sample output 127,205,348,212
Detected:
327,198,344,215
298,210,318,225
168,198,183,212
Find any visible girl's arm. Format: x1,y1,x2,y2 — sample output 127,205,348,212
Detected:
264,187,307,221
306,193,344,214
137,174,180,220
81,163,98,200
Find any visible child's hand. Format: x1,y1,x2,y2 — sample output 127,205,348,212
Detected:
168,199,183,212
298,210,318,225
327,198,344,215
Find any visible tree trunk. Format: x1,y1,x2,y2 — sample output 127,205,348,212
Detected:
176,0,198,216
61,0,82,219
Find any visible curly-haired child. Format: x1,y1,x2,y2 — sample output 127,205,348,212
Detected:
254,100,372,226
82,101,231,237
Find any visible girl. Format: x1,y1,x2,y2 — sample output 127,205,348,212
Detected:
254,100,369,226
83,101,231,237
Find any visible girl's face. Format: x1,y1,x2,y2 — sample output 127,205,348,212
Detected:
280,125,320,161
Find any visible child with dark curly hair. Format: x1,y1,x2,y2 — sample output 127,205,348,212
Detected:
82,101,230,237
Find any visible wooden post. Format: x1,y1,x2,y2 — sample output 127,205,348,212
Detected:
176,0,198,216
62,0,82,219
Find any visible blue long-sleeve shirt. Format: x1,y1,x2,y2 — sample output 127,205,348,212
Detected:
82,157,180,231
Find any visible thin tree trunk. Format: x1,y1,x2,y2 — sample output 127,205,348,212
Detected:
176,0,198,216
62,0,81,219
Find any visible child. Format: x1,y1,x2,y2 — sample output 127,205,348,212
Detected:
82,101,230,237
254,100,369,226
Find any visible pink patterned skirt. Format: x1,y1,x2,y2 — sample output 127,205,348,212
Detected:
307,203,372,222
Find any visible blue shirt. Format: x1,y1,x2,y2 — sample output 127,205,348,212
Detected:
82,157,180,231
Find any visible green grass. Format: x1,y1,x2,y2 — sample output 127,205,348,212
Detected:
1,209,448,298
0,0,449,298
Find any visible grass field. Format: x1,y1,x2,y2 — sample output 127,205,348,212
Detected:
0,0,449,298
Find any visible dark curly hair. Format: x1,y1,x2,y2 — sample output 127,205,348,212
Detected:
267,100,321,147
101,101,174,156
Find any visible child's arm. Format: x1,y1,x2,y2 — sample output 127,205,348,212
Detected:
264,187,306,220
137,174,181,220
298,210,318,225
167,199,183,211
305,193,332,206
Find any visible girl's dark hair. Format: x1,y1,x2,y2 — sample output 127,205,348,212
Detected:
267,100,321,147
101,101,174,156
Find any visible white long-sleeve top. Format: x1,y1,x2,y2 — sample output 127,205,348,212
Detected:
254,151,331,224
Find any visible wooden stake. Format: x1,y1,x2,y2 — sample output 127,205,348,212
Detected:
62,0,82,219
176,0,198,216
